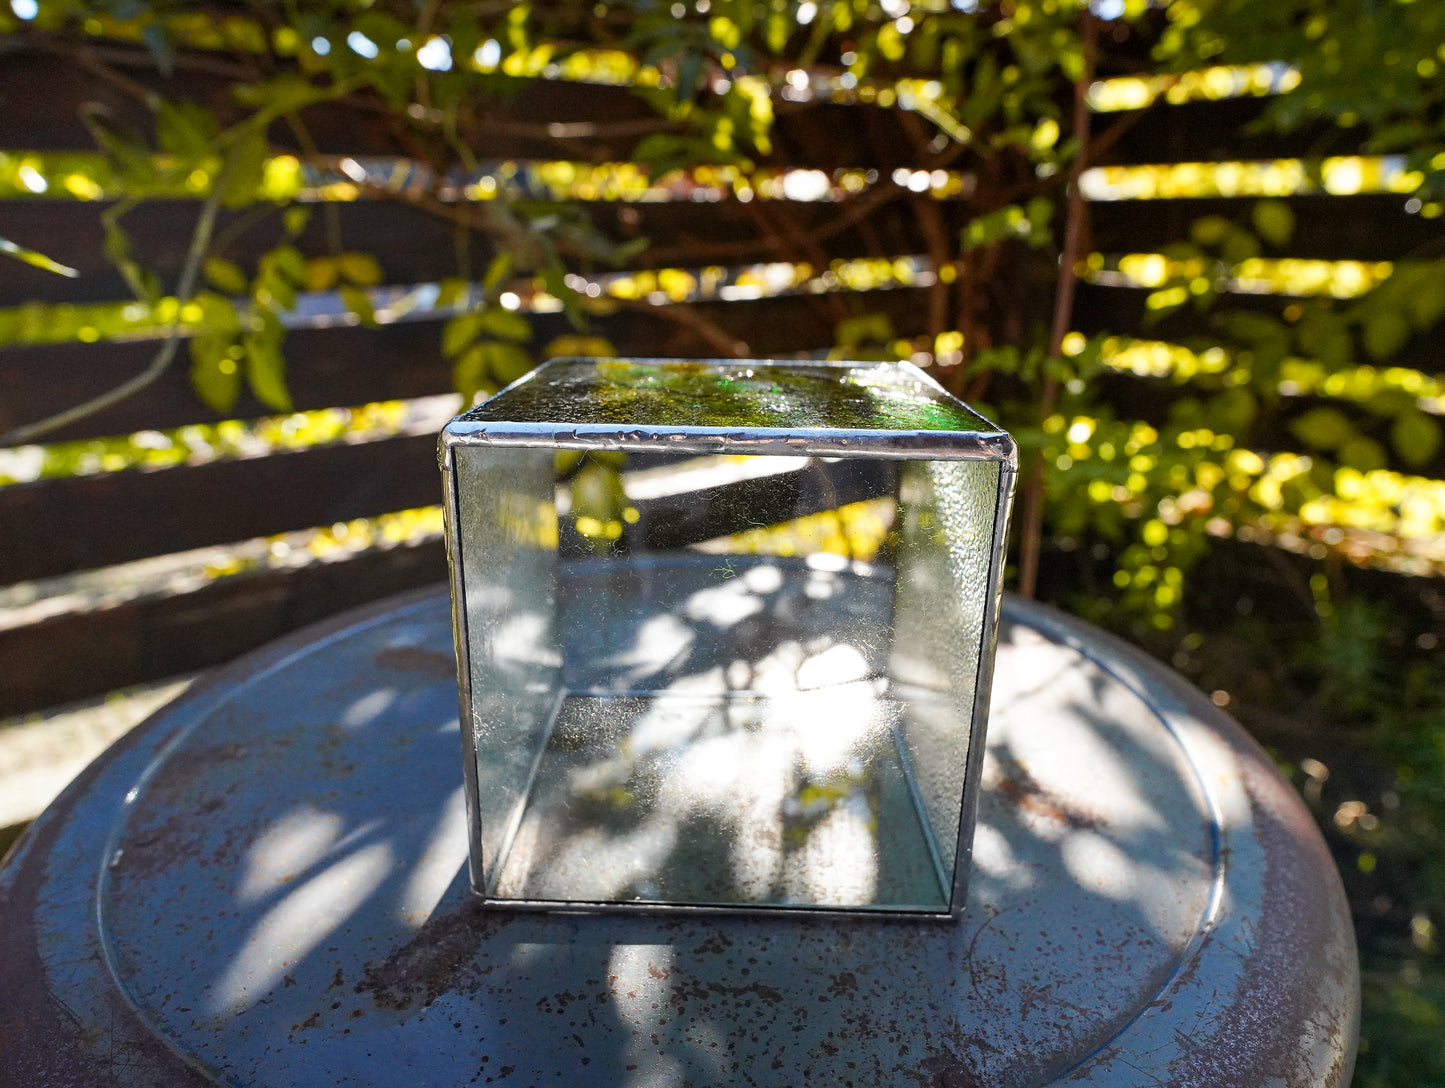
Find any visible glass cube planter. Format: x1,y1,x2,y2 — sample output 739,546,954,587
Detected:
439,358,1016,918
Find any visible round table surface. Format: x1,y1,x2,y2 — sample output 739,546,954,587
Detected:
0,588,1358,1088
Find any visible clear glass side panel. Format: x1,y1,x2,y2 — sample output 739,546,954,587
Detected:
453,446,562,891
889,460,1002,899
457,446,1001,913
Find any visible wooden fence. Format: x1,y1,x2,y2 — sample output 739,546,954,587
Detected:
1,25,1440,721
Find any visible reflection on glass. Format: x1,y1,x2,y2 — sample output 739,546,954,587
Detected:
443,358,1014,916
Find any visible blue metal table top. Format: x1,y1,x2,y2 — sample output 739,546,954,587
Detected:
0,588,1358,1087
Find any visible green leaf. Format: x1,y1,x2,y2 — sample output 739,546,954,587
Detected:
451,344,494,404
836,313,895,347
1295,309,1352,371
482,253,513,295
155,100,219,161
339,285,377,327
1391,409,1442,468
542,266,585,330
283,206,313,237
221,130,270,209
269,245,308,285
79,104,158,185
243,330,292,411
1189,216,1234,247
1338,436,1387,472
102,219,161,302
1406,271,1445,330
570,462,628,522
203,257,248,294
188,337,241,412
258,270,297,312
336,252,383,287
1209,387,1258,433
543,334,617,359
194,292,242,335
483,340,534,385
442,313,484,357
476,308,532,342
1289,406,1355,450
1252,200,1295,248
305,257,338,291
1363,311,1411,361
232,74,331,117
0,235,79,278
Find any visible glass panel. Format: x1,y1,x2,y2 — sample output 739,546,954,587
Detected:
889,460,1002,894
447,359,1010,914
453,446,561,890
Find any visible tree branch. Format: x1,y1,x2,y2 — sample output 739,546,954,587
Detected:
0,160,233,448
1018,12,1098,600
610,298,750,358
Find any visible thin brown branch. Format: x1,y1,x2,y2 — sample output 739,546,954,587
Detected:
897,111,954,345
1,159,234,448
1018,11,1098,600
611,298,750,358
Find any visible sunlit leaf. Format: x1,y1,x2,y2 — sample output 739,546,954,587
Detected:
452,344,493,404
476,308,532,342
203,257,248,294
155,99,219,161
1252,199,1295,247
1392,409,1442,468
189,336,241,412
336,252,383,287
1364,311,1411,361
483,340,534,385
0,235,79,277
233,74,333,117
1290,406,1355,450
443,313,483,357
244,329,292,411
221,129,270,209
544,335,617,358
1339,436,1387,472
339,285,377,327
283,205,313,236
570,461,627,522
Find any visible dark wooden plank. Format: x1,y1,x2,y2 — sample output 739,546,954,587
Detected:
0,452,898,715
0,320,456,443
0,430,442,584
0,185,1428,312
0,286,938,443
0,537,449,718
0,41,659,157
1096,96,1363,168
0,193,928,306
1090,194,1436,263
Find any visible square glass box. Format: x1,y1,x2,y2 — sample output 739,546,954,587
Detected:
439,357,1016,919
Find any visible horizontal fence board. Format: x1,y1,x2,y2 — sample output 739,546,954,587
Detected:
1090,194,1434,263
1096,96,1357,168
0,431,441,584
0,189,1428,311
1,454,902,715
0,194,931,307
3,39,1377,171
0,286,936,443
0,538,449,718
0,321,456,443
0,42,920,167
0,43,659,157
